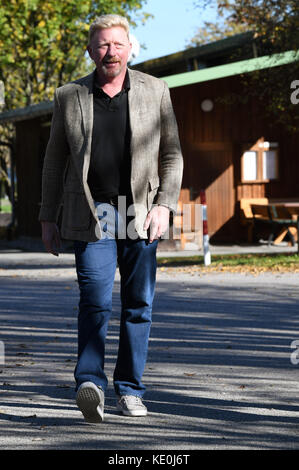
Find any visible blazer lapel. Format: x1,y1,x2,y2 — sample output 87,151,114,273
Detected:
73,72,99,225
128,69,146,181
76,72,94,183
128,68,146,125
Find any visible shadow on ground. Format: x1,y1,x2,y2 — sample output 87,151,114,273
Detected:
0,275,299,449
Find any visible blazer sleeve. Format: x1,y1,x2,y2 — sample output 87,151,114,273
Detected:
156,81,183,213
38,89,70,223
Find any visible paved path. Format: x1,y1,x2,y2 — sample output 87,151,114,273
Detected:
0,249,299,450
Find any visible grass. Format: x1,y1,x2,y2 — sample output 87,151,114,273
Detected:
157,252,299,273
0,198,12,213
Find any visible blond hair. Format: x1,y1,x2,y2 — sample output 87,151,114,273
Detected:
88,14,130,43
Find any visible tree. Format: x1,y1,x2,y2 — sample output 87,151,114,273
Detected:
190,0,298,50
189,0,299,132
0,0,150,109
0,0,151,207
188,20,247,47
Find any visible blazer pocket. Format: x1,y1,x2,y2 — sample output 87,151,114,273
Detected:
63,190,91,230
147,177,160,210
149,177,160,191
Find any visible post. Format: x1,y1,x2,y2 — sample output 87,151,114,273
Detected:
200,190,211,266
0,80,4,108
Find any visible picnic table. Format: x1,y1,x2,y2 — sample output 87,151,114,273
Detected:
268,199,299,245
240,198,299,249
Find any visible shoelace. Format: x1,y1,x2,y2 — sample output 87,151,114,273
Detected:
121,396,143,406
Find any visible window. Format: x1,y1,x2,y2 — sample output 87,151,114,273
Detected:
241,139,279,182
243,151,257,181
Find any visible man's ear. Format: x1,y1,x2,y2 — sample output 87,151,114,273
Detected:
87,45,93,60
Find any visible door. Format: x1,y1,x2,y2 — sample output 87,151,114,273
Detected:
182,141,235,240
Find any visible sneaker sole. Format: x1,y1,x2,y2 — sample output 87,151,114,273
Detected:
116,402,147,417
76,382,104,423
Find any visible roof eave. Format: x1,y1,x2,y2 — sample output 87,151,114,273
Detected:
0,100,53,124
162,50,299,89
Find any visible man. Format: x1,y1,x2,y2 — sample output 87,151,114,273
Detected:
39,14,183,423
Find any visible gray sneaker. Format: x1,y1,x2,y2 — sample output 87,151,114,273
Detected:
76,381,104,423
116,395,148,417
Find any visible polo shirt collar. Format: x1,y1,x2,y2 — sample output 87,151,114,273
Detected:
93,68,131,94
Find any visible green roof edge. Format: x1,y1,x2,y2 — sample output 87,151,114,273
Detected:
162,50,299,88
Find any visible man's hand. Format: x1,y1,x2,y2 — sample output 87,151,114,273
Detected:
143,205,170,243
41,221,61,256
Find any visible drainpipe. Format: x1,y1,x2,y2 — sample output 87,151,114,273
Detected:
252,41,258,59
0,140,16,239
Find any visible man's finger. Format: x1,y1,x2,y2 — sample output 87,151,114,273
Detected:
143,212,152,231
41,222,60,256
54,228,62,249
149,218,159,242
44,239,59,256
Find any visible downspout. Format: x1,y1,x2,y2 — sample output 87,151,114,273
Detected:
252,40,258,59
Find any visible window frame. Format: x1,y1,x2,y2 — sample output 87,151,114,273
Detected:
241,139,279,183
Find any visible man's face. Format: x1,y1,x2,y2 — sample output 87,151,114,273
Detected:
88,26,132,79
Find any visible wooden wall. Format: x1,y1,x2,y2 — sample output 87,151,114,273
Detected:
13,73,299,243
170,74,299,242
15,118,50,237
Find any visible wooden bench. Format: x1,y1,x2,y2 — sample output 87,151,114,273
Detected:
251,204,279,245
240,198,269,243
269,205,299,246
240,198,299,245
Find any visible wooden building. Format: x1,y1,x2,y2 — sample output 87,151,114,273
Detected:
161,52,299,242
133,35,299,243
0,34,298,244
0,102,53,238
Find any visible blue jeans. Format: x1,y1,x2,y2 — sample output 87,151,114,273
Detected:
73,204,158,397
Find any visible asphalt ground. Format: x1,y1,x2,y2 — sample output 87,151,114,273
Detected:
0,242,299,451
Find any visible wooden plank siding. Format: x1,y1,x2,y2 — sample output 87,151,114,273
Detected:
170,74,299,241
10,72,299,243
15,118,50,237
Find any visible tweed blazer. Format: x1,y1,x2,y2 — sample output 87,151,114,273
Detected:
39,68,183,241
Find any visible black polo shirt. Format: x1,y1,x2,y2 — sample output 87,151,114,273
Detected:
87,70,132,203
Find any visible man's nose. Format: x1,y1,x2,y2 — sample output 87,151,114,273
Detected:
106,43,117,56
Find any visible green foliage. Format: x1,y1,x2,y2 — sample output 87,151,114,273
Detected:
190,0,299,132
188,19,247,47
191,0,299,52
0,0,149,109
0,0,150,199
